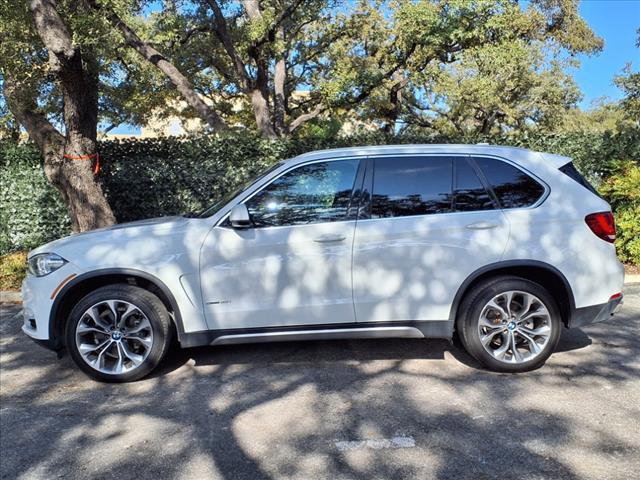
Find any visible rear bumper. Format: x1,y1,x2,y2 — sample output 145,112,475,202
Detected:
568,295,624,328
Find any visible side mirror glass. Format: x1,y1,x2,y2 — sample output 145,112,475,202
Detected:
229,203,252,228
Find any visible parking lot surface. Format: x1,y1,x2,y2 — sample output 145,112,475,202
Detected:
1,285,639,480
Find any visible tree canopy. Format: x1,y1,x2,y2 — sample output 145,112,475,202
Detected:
1,0,619,141
0,0,636,230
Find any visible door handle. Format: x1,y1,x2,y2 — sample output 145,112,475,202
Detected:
465,222,498,230
313,234,346,243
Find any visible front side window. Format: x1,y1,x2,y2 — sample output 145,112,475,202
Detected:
246,160,359,227
371,156,453,218
474,157,545,209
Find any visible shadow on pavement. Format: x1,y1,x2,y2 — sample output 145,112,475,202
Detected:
1,297,638,480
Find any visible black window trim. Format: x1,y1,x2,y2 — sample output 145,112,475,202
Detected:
469,155,550,211
216,157,365,229
453,156,501,212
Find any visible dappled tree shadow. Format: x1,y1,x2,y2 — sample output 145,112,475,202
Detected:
1,296,638,479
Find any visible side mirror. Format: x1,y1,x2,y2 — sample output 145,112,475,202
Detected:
229,203,252,229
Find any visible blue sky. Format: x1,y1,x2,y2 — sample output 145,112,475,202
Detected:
574,0,639,108
111,0,639,134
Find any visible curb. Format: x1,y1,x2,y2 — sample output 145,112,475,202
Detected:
625,274,640,285
0,291,22,304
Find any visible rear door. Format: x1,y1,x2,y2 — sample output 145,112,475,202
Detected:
352,155,510,323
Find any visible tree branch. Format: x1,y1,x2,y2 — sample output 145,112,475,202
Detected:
165,25,214,50
89,0,227,131
204,0,250,88
289,104,324,132
2,75,64,154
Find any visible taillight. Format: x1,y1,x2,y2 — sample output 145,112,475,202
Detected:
585,211,616,243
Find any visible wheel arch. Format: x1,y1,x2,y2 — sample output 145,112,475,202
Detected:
448,260,575,330
49,268,184,349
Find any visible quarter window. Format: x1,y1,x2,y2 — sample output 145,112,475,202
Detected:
246,160,359,227
474,157,545,209
371,156,453,218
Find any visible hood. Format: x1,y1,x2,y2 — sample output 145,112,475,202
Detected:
29,216,192,258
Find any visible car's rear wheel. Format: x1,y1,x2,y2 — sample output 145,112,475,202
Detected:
457,276,562,372
66,285,171,382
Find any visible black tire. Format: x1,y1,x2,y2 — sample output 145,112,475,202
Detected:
457,276,562,373
65,284,172,382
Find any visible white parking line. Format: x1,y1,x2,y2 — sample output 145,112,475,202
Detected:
335,436,416,451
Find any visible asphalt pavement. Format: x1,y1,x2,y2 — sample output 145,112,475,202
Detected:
1,285,639,480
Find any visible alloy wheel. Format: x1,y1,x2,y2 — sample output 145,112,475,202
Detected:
75,299,154,374
477,290,552,364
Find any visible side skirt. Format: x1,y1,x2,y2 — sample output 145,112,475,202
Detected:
179,320,453,348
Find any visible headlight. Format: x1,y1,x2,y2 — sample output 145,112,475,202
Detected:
28,253,67,277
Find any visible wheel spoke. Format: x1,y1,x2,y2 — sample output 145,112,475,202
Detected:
492,332,511,360
125,334,152,350
479,315,501,328
519,293,534,318
85,307,112,332
77,324,109,335
125,317,151,334
511,335,523,362
480,327,506,346
519,325,550,337
503,291,515,317
517,330,541,354
114,342,125,374
78,338,111,355
117,303,137,328
104,300,120,326
485,300,508,320
120,341,145,365
519,305,549,324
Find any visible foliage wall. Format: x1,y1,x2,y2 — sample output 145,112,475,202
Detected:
1,130,638,263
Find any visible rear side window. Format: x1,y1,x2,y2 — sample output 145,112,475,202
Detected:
453,158,494,212
372,156,453,218
559,162,600,196
474,157,545,209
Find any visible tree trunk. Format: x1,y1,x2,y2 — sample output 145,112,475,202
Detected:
11,0,117,232
250,89,277,138
273,27,287,136
382,74,406,134
4,73,115,232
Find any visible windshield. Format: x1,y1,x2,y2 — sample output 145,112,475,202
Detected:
189,161,284,218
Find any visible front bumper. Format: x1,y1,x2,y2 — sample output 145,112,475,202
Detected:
21,264,79,351
568,295,624,329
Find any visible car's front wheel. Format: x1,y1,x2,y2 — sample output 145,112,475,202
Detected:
66,285,171,382
457,276,562,373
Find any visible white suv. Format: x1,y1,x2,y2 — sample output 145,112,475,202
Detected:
21,145,624,382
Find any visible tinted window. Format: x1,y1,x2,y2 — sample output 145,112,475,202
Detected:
372,157,453,218
474,157,545,208
246,160,358,227
559,162,600,196
454,158,494,212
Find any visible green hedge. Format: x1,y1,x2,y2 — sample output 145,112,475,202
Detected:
1,130,638,263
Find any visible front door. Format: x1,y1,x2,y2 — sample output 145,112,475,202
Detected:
200,159,361,330
352,155,510,323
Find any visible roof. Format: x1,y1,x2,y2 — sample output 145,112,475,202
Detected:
288,144,571,170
